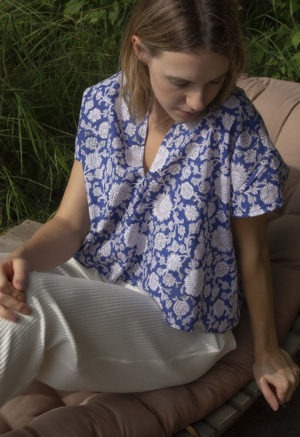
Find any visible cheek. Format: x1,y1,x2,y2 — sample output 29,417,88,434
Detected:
207,85,223,104
154,83,182,107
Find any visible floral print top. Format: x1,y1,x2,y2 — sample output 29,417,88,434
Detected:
74,72,287,333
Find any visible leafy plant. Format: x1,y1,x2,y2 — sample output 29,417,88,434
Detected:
240,0,300,81
0,0,134,230
0,0,298,231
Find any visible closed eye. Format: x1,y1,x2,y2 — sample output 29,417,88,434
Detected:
209,76,226,85
168,77,190,88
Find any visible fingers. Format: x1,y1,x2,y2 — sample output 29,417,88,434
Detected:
257,361,300,410
254,348,300,411
10,258,29,291
259,379,280,411
0,257,31,322
0,293,32,322
276,365,300,405
0,256,29,291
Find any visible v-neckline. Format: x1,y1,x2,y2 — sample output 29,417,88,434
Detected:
141,114,175,176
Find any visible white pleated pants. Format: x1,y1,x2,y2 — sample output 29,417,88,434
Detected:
0,256,236,407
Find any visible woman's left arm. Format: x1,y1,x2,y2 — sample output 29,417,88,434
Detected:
231,215,299,411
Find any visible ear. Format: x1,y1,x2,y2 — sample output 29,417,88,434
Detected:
131,35,149,63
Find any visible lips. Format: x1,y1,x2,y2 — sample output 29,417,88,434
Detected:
178,110,199,120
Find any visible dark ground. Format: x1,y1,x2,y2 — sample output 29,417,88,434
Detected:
222,350,300,437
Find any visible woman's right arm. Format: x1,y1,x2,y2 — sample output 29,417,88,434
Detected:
0,160,90,321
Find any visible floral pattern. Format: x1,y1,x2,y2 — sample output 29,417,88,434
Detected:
74,72,287,333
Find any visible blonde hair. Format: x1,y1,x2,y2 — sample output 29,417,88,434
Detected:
120,0,245,119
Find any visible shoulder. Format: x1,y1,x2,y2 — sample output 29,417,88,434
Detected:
221,87,263,124
201,87,266,136
81,72,122,110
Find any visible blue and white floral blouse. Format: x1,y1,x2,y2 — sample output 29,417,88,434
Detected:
74,72,287,333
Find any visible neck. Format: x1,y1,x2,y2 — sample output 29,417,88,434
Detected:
149,102,173,133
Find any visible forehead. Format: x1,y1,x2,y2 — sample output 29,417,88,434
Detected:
152,49,229,80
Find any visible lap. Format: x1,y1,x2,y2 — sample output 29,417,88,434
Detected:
1,256,237,392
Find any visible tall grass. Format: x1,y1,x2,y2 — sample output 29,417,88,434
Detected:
0,0,134,231
0,0,299,231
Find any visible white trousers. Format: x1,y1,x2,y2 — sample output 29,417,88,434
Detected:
0,257,236,407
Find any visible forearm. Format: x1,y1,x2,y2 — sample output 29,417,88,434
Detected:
11,214,87,272
241,243,279,356
232,217,299,410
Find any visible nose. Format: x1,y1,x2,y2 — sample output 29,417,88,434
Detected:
186,90,207,112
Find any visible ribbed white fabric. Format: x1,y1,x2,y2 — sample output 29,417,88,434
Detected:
0,256,236,407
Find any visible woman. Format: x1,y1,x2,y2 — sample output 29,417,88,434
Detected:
0,0,298,411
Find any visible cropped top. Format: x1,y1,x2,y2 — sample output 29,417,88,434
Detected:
74,72,287,332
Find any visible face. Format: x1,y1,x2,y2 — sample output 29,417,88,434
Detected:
132,36,230,124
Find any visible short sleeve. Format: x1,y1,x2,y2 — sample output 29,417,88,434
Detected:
230,102,288,217
74,87,94,164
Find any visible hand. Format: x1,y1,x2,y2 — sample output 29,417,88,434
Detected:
0,256,32,322
253,347,300,411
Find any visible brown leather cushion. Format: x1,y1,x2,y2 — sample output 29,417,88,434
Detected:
1,77,300,436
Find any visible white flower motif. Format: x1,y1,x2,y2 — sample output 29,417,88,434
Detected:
184,269,204,296
181,182,194,199
154,232,167,250
100,241,112,257
215,261,229,277
125,145,143,167
112,137,122,149
173,301,190,317
163,273,176,287
90,204,101,219
125,122,137,136
84,99,94,111
109,182,131,207
199,180,210,195
106,159,113,176
260,183,277,205
221,112,235,130
181,166,192,180
92,184,102,197
185,205,198,221
244,149,257,164
149,272,159,290
88,108,101,123
237,131,252,148
124,223,140,248
98,122,109,138
167,253,182,270
231,162,249,189
85,137,98,150
212,299,226,318
211,226,231,252
138,123,147,138
185,143,199,159
169,164,182,175
153,193,173,222
85,152,102,170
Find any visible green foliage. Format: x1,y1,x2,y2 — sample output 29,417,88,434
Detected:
240,0,300,81
0,0,299,231
0,0,134,230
